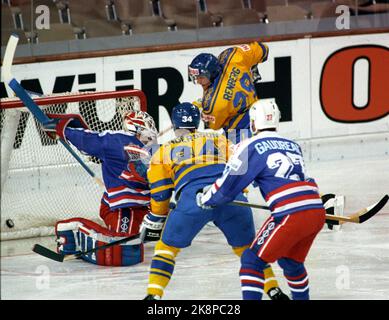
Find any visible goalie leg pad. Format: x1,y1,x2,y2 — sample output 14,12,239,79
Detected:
99,202,149,236
55,218,83,255
56,217,143,266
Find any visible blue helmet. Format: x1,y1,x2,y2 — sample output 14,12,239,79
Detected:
171,103,200,130
188,53,221,83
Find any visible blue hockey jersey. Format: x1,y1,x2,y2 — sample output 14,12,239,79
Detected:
64,128,150,210
203,131,324,218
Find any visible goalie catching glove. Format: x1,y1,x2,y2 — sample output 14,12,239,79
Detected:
44,113,89,142
139,212,166,242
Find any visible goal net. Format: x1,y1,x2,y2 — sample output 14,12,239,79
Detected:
0,90,147,240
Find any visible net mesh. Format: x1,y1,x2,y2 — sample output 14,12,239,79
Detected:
0,90,145,240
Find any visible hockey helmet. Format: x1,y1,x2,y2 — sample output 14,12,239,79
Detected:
188,53,221,84
249,99,281,134
171,103,200,130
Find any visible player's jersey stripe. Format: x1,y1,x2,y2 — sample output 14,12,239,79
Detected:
150,189,173,202
266,181,318,201
240,276,265,283
150,270,171,279
102,192,150,209
229,111,251,131
287,276,309,286
241,286,264,293
154,255,175,265
289,287,309,293
240,269,265,277
285,271,307,281
150,178,174,189
151,184,174,195
155,250,176,257
107,186,150,196
228,113,246,130
148,284,165,290
272,194,321,209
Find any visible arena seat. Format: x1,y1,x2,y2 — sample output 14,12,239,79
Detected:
2,4,16,29
218,8,262,26
266,4,308,21
310,2,339,18
125,15,173,34
2,28,28,46
83,19,129,38
204,0,245,14
250,0,267,14
159,0,217,29
113,0,156,20
348,0,389,14
35,22,76,42
204,0,263,27
67,0,108,27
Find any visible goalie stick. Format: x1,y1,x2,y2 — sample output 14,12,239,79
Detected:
2,34,104,187
231,194,388,224
32,233,142,263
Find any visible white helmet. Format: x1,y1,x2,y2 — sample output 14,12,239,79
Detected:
123,110,158,144
249,99,280,134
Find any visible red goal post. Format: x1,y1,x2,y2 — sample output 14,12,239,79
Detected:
0,89,147,240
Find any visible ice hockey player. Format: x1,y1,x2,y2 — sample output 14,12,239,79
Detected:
141,102,288,300
44,110,158,266
188,41,269,144
189,42,340,230
197,100,326,300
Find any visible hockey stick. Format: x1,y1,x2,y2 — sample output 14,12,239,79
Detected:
158,124,173,138
2,35,104,187
32,233,142,263
231,194,388,224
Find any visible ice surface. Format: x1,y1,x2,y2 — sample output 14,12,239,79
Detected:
2,210,389,300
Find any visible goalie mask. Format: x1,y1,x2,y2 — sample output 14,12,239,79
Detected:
123,111,158,144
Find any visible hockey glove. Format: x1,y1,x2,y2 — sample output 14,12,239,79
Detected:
139,212,166,242
44,113,89,141
196,185,214,210
321,193,345,229
250,65,262,84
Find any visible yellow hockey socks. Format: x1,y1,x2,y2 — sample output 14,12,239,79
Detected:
147,240,180,297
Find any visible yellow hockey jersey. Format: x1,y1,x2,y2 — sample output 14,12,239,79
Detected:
196,41,269,131
147,132,231,215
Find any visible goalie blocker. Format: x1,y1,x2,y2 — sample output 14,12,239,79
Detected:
56,217,144,266
44,113,89,141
